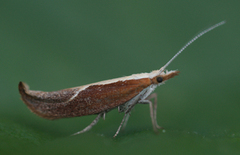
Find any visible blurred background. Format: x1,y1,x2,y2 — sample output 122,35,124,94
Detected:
0,1,239,155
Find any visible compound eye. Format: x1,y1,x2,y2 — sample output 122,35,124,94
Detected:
156,77,163,83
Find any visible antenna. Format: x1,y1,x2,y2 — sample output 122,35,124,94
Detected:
159,21,226,74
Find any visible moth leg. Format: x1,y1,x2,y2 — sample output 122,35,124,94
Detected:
122,112,130,130
117,105,130,131
72,113,102,136
146,93,163,129
114,101,138,137
139,93,163,133
113,113,128,138
102,112,106,120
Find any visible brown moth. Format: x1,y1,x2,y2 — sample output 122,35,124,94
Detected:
19,21,225,137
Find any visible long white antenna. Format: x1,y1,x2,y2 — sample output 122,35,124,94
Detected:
159,21,226,73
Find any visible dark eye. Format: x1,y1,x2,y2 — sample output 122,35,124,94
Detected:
156,77,163,83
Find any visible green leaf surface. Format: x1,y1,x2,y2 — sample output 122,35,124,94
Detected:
1,1,240,155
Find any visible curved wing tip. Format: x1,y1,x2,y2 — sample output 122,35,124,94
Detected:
18,81,29,92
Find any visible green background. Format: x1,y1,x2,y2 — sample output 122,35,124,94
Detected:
1,1,239,155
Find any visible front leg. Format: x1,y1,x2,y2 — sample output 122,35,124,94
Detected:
139,93,163,133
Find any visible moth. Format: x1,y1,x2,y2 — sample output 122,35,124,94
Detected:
19,21,225,137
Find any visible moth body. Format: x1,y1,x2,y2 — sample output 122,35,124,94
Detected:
18,21,225,137
18,70,178,119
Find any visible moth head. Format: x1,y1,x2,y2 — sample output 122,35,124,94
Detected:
151,70,180,85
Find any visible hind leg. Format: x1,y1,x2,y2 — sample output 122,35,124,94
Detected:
72,113,102,136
